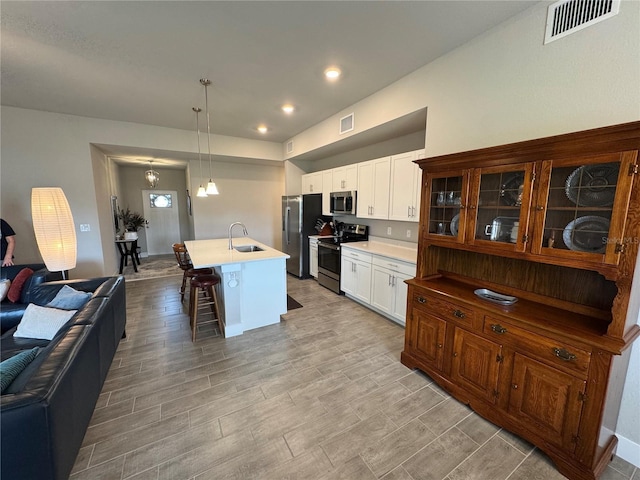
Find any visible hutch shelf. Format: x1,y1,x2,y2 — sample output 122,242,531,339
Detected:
401,122,640,480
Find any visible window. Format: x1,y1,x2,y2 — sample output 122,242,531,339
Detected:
149,193,172,208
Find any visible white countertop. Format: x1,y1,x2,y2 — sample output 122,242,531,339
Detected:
340,240,418,264
185,237,289,268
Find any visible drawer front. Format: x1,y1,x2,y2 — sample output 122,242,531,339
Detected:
372,255,416,277
341,248,372,263
483,316,591,376
413,292,476,325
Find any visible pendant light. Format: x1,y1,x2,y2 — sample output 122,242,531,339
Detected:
193,107,207,198
200,78,219,195
145,160,159,188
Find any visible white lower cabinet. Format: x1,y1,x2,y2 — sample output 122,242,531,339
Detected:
370,256,416,325
340,248,372,303
309,238,318,278
341,245,416,326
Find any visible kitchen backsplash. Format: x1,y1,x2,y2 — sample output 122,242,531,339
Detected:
332,215,418,243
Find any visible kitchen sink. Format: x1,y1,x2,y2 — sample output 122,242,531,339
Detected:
234,245,264,253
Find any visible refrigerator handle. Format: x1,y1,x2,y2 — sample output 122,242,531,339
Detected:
285,207,290,245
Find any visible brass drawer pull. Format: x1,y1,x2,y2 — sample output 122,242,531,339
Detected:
453,309,466,319
553,347,577,362
417,296,426,304
490,324,507,334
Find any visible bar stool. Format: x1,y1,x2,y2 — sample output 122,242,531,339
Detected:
172,243,212,302
189,274,223,341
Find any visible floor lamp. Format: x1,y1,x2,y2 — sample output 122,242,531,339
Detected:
31,187,77,280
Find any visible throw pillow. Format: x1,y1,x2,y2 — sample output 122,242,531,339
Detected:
47,285,92,310
7,268,34,303
0,279,11,302
0,347,40,393
14,304,77,341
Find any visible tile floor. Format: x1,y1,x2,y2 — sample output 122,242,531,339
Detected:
70,273,638,480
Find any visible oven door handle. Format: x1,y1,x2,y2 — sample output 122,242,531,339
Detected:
318,242,340,251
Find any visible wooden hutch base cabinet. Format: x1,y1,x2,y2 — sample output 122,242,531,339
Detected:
401,122,640,480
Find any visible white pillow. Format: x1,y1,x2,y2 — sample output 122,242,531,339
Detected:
14,304,77,340
0,279,11,302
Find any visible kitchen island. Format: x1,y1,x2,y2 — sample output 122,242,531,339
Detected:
184,237,289,337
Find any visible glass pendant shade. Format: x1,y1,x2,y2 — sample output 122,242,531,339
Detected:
31,187,77,275
206,181,219,195
196,186,208,197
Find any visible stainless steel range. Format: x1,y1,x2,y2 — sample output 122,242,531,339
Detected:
317,223,368,294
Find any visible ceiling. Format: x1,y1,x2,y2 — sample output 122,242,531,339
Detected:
1,1,538,160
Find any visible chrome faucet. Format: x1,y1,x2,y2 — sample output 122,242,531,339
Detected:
228,222,248,250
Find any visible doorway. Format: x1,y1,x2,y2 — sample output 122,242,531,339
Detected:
142,190,181,255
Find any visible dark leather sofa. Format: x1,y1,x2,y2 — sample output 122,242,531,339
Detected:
0,276,126,480
1,264,64,334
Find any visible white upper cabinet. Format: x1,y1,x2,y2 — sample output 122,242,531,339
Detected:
332,165,358,191
357,157,391,219
322,170,333,215
389,149,424,222
302,172,322,194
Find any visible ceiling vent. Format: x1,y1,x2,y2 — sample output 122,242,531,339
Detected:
544,0,620,44
286,140,294,154
340,113,354,135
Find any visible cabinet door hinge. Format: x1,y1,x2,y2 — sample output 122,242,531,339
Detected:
531,169,536,182
578,392,588,402
572,435,580,444
629,164,639,175
496,354,504,363
615,243,626,254
522,235,529,243
493,389,500,398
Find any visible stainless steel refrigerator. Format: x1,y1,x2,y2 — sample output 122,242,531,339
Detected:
282,193,324,278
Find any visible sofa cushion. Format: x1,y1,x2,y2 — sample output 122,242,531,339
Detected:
0,347,40,393
7,268,33,303
47,285,92,310
0,279,10,302
14,304,77,341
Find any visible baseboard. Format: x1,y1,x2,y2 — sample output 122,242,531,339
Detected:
615,434,640,468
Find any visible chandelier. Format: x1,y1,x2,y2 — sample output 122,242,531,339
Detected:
145,160,159,188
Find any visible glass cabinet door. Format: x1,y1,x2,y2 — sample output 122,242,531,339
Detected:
467,164,534,252
425,172,469,242
531,152,636,265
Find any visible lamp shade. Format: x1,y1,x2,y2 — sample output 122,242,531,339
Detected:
31,187,77,273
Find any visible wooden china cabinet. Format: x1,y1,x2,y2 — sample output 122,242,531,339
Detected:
401,122,640,480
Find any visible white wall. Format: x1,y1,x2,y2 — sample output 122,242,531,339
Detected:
0,107,283,277
190,161,285,249
286,1,640,159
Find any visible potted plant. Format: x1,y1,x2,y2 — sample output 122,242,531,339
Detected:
118,207,146,240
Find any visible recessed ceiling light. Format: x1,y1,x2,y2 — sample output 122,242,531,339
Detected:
257,125,268,134
324,67,341,80
281,104,295,114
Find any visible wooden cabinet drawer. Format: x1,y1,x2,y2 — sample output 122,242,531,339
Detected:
483,316,591,377
412,292,476,325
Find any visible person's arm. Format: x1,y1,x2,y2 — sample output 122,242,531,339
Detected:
2,235,15,266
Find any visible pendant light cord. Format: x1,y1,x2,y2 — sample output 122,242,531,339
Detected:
200,78,213,181
193,107,204,184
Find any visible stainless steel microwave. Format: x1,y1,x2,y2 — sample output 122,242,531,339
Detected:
330,191,356,215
